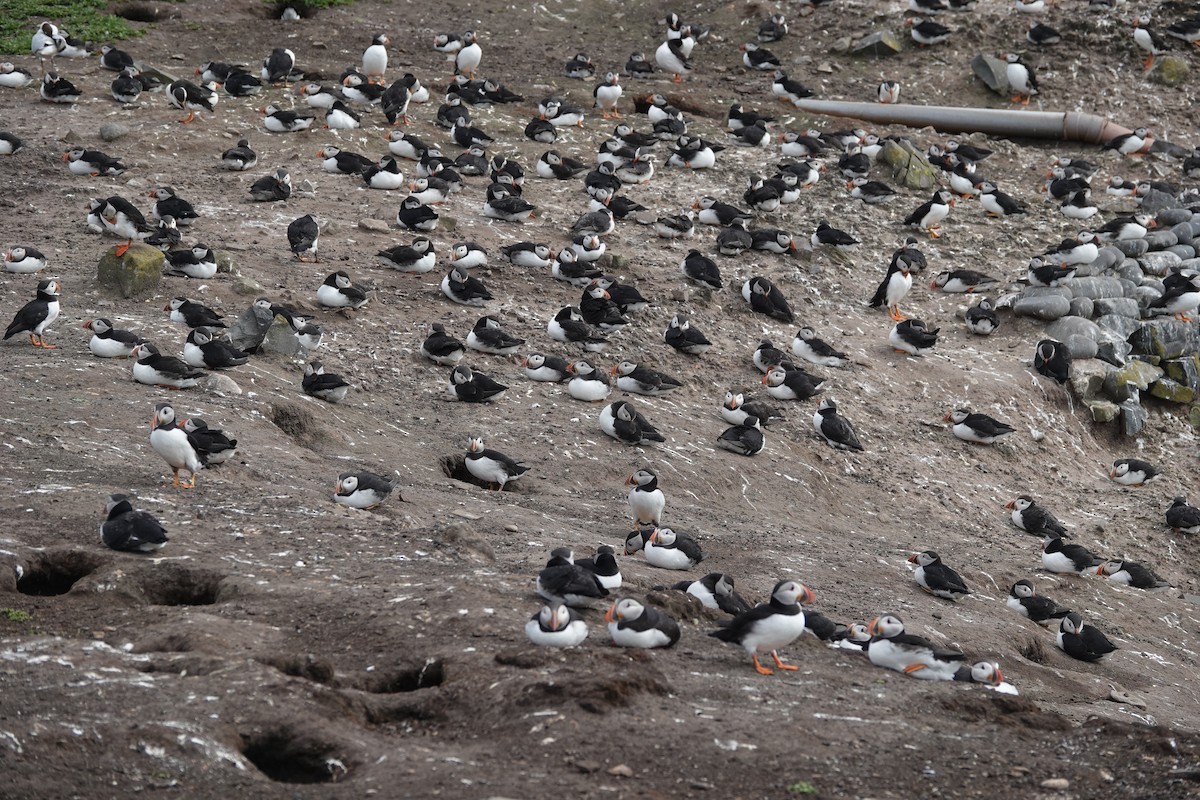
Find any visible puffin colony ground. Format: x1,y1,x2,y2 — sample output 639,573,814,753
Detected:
2,0,1200,797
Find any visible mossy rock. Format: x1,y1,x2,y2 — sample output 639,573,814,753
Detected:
1151,56,1189,87
879,139,939,190
1149,378,1196,404
97,244,162,298
1087,399,1120,423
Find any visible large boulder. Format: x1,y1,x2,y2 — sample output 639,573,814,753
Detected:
97,244,162,298
1013,293,1070,320
1127,320,1200,359
879,139,939,190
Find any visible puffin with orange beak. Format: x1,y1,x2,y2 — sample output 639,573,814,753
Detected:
710,580,815,675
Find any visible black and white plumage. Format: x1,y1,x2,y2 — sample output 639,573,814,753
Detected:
525,604,588,647
221,138,257,171
1006,495,1066,537
722,391,781,428
64,148,126,177
613,361,682,396
149,186,199,226
812,398,863,452
673,573,752,615
1104,127,1150,156
260,104,315,133
931,269,998,294
1042,535,1103,574
680,250,722,290
1097,560,1170,591
643,527,701,570
654,37,693,82
792,327,847,368
179,417,237,468
166,296,223,329
710,581,814,675
908,16,952,45
167,79,216,123
2,246,46,275
465,435,529,489
302,361,350,403
716,416,764,456
249,167,291,201
501,241,553,269
753,340,791,374
448,365,507,403
519,352,569,383
40,72,81,103
335,471,396,509
866,614,964,680
317,271,369,309
743,277,794,323
945,408,1014,444
965,297,999,335
1056,613,1117,662
5,279,61,349
84,317,141,358
1109,458,1160,486
770,69,812,105
1005,53,1038,103
1006,580,1070,626
626,469,664,527
132,343,203,389
762,366,824,402
978,182,1027,216
908,550,970,601
466,315,523,355
183,327,250,370
379,237,435,273
889,318,939,356
537,553,608,608
164,245,217,279
1166,496,1200,534
0,62,33,90
904,189,953,237
849,177,898,204
606,598,680,649
261,47,296,82
1034,339,1071,385
149,402,202,488
664,314,711,356
146,217,182,252
1133,16,1169,69
546,306,607,352
599,401,665,445
100,494,169,552
421,323,464,365
287,214,321,262
566,359,611,402
441,266,492,306
870,256,913,321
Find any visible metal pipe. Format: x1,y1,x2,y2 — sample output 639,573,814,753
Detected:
793,99,1140,147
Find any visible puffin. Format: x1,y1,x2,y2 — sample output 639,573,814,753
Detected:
0,132,23,156
566,359,611,402
722,391,782,427
770,69,812,105
547,306,608,351
0,62,33,89
84,317,141,358
599,401,665,445
302,361,350,403
521,353,571,383
762,366,824,402
613,361,682,396
167,79,216,123
1006,579,1071,626
792,327,848,368
890,319,939,356
455,30,482,79
466,315,524,355
525,604,588,647
164,245,217,279
449,241,488,269
1034,339,1072,384
877,80,901,104
464,435,530,490
362,33,389,83
642,527,702,570
100,196,153,255
1104,127,1150,156
149,186,199,225
334,471,396,509
166,296,224,328
379,237,436,273
132,343,204,389
441,266,492,306
664,314,711,356
593,71,623,118
317,144,372,174
536,150,588,180
1006,495,1067,537
931,270,999,293
1165,496,1200,534
812,397,863,451
758,13,789,41
537,552,608,608
287,214,321,261
249,167,292,201
954,662,1018,695
743,277,794,322
448,365,507,403
317,271,369,309
1005,53,1037,104
100,494,169,552
740,41,781,70
183,327,250,370
654,37,693,83
1056,613,1117,662
261,47,296,82
753,340,792,374
710,580,815,675
908,550,971,601
869,256,913,321
945,408,1014,444
564,52,595,79
626,469,664,527
1149,273,1200,322
260,104,315,132
606,598,680,648
716,416,764,456
501,241,554,268
221,139,257,171
64,148,126,177
576,545,622,590
182,417,237,466
149,402,202,488
866,614,964,680
1109,458,1160,486
421,323,465,365
849,177,898,204
1042,535,1104,574
552,250,603,288
40,72,82,103
681,250,722,289
1097,560,1170,591
965,297,999,335
673,573,752,615
5,279,61,348
2,246,46,275
904,189,953,238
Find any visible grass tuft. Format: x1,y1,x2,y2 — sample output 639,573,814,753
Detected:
0,0,143,56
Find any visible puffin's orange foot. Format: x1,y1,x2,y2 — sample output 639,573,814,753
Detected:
902,664,927,674
115,240,131,257
771,651,799,671
752,653,774,675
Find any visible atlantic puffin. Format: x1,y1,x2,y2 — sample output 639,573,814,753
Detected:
599,401,665,445
812,397,863,451
606,598,680,648
673,572,752,615
183,327,250,370
908,550,971,601
1006,579,1070,626
1109,458,1160,486
100,494,169,552
1056,612,1117,662
448,364,507,403
867,614,964,680
710,580,815,674
1042,535,1104,574
302,361,350,403
1006,495,1067,537
1165,496,1200,534
149,402,202,488
464,435,529,490
945,408,1014,444
4,279,61,348
334,471,396,509
84,317,141,358
1097,559,1170,590
525,603,588,647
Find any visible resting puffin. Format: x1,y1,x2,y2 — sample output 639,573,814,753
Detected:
866,614,964,680
464,435,530,490
605,598,680,648
1056,612,1117,662
908,550,971,601
1006,579,1071,626
100,494,169,552
525,603,588,647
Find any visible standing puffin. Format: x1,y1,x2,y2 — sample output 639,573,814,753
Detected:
288,214,322,261
5,279,61,348
464,435,530,490
710,580,815,674
149,402,202,488
626,468,664,527
869,256,913,321
100,494,169,552
908,550,971,601
904,189,953,237
167,79,216,123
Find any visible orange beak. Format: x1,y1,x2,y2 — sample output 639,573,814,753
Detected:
61,152,69,162
799,585,816,605
649,528,661,543
907,553,919,564
761,373,771,385
867,617,882,636
604,604,618,623
1004,499,1016,509
1108,469,1116,479
1095,566,1105,575
624,474,635,485
942,411,953,422
609,365,618,376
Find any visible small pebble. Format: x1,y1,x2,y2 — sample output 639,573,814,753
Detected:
504,523,518,532
607,764,633,778
1040,778,1069,790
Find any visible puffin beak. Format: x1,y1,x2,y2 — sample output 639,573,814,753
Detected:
624,474,634,485
942,411,953,422
604,604,617,623
61,152,69,161
547,612,562,632
649,528,660,543
906,553,919,564
1004,500,1016,509
609,365,618,376
1094,566,1104,575
149,412,158,430
760,373,770,385
845,180,854,190
867,617,881,636
1108,469,1116,479
992,668,1004,683
799,586,816,605
335,480,343,494
949,197,956,207
82,320,91,329
315,150,324,157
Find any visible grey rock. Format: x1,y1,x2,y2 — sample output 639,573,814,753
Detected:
1062,277,1125,300
1068,297,1094,318
1149,377,1196,404
971,54,1008,93
1136,320,1200,358
1104,360,1163,405
1182,258,1200,272
1166,245,1196,261
1116,262,1145,284
1170,221,1196,241
1095,342,1127,367
1189,221,1200,239
1131,286,1162,308
1120,400,1148,437
1139,189,1180,214
1155,208,1194,226
359,218,389,233
98,123,130,142
202,373,243,396
1022,286,1073,300
215,251,236,274
1013,293,1070,320
1139,251,1182,276
1064,334,1098,359
232,274,266,296
97,244,162,298
1144,230,1179,251
1087,399,1120,423
1095,314,1142,339
260,317,304,357
878,139,939,190
852,31,904,56
1163,356,1200,390
1093,298,1141,318
1046,316,1104,343
1088,246,1125,273
229,302,275,352
1115,239,1149,258
1069,360,1109,398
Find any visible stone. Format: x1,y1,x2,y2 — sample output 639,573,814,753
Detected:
1156,208,1194,226
1095,314,1141,340
1120,400,1148,436
359,218,389,232
1114,239,1149,258
1151,55,1190,87
97,244,162,298
1045,316,1104,343
607,764,634,778
1013,293,1070,320
852,31,904,56
1150,378,1196,404
1040,778,1070,791
215,250,236,273
1139,251,1182,275
1062,277,1125,300
1166,245,1197,262
1096,342,1127,367
1109,359,1163,391
98,123,130,142
202,373,243,396
1170,221,1196,242
971,54,1008,93
1093,298,1141,318
1189,405,1200,429
1163,356,1200,389
1087,399,1120,423
1128,320,1200,359
1088,246,1125,273
1069,361,1109,398
441,215,458,232
232,274,266,296
1138,189,1180,215
1064,334,1097,360
1183,258,1200,272
1068,297,1094,319
1022,286,1073,300
1115,261,1145,284
229,302,274,352
879,139,939,190
260,317,303,357
1143,230,1179,251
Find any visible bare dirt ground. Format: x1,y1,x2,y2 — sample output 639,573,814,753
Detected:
2,0,1200,797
